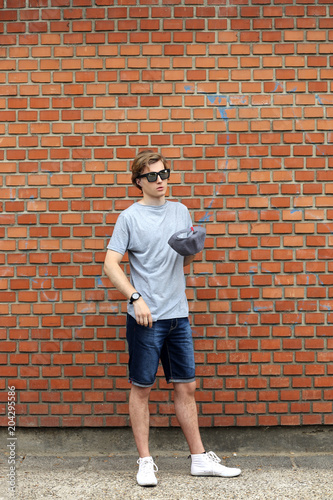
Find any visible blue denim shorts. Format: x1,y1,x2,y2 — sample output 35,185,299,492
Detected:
126,314,196,387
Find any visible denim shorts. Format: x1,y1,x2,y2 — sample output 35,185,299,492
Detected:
126,314,196,387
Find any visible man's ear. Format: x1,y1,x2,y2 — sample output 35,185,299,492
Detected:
136,178,141,188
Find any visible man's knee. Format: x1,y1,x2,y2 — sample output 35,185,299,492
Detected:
130,384,152,401
174,381,197,397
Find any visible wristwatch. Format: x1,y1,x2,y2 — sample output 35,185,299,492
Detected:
129,292,141,304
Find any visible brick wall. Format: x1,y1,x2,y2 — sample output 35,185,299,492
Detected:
1,0,333,428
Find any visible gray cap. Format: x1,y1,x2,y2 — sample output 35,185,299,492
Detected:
168,226,206,256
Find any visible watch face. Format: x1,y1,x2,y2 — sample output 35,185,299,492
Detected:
132,293,140,300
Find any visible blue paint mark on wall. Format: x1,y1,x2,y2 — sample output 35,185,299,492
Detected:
183,83,333,329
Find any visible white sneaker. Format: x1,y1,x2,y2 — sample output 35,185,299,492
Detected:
136,456,158,486
191,451,241,478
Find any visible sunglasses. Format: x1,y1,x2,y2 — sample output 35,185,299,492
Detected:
137,169,170,183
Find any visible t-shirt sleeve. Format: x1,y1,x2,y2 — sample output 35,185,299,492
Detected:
107,213,129,255
184,204,193,228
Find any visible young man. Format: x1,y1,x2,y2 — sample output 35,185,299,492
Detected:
104,150,241,486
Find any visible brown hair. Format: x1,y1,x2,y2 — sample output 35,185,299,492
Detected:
131,150,168,191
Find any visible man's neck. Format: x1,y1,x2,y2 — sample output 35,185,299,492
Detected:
139,195,166,206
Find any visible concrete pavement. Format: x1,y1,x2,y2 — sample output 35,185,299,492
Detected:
1,427,332,499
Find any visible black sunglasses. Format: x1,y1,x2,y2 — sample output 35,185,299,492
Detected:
137,169,170,183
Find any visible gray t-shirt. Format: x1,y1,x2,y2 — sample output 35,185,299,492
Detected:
107,201,192,322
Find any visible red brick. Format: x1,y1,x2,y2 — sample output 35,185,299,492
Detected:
0,2,332,429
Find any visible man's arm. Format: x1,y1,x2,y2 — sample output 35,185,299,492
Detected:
184,254,195,267
103,249,153,327
104,249,135,300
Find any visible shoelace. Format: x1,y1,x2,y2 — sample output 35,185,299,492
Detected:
137,457,158,473
206,451,221,463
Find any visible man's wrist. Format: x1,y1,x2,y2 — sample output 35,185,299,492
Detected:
129,292,142,304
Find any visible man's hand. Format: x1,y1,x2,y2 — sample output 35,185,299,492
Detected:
133,297,153,328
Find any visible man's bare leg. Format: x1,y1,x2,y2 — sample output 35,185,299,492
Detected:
173,381,241,477
173,381,205,454
129,384,152,458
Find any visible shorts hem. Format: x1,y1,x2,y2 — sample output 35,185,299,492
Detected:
129,379,155,388
167,377,196,384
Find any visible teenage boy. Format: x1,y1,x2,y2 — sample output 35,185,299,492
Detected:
104,150,241,486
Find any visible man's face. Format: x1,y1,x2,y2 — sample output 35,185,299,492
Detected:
136,160,169,200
